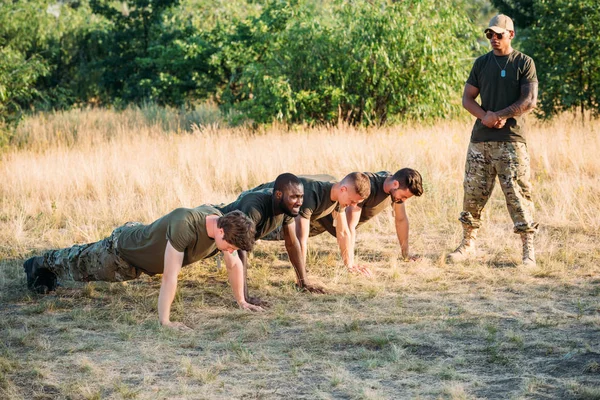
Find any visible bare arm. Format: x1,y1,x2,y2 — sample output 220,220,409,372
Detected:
285,219,326,293
495,82,538,118
237,249,249,301
464,83,508,129
335,207,354,269
295,215,310,267
158,241,185,326
346,205,362,252
462,83,486,120
222,250,263,311
338,206,372,277
393,202,411,260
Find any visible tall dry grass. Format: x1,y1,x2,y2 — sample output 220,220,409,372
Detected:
1,108,600,399
1,107,599,263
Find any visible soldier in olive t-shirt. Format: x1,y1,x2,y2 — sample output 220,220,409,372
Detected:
23,205,262,329
216,190,294,240
309,169,423,272
249,172,371,285
118,205,222,275
466,49,537,143
253,177,338,222
448,14,539,266
215,188,304,303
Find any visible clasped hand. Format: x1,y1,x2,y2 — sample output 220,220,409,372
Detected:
481,111,506,129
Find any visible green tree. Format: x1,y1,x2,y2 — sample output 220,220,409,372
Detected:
0,1,50,137
523,0,600,119
217,0,479,125
489,0,535,28
87,0,218,105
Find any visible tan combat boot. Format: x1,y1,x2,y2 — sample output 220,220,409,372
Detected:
447,227,478,263
521,232,536,266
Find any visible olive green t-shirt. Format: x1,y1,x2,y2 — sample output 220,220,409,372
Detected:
117,205,221,275
466,50,537,143
251,176,338,221
310,171,391,237
216,189,292,240
297,177,337,221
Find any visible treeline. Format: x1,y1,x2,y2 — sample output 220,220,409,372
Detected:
1,0,599,132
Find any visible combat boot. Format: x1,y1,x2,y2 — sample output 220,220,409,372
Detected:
521,232,536,266
447,227,478,263
23,256,57,294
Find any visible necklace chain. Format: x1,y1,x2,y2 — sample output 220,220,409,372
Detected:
493,55,510,78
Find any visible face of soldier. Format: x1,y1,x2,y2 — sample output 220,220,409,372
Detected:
389,187,414,204
487,29,513,53
214,228,239,254
277,183,304,217
338,186,364,208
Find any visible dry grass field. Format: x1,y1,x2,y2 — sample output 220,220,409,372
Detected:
1,108,599,399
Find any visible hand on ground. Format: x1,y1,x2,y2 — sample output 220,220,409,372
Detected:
246,296,271,308
296,282,327,294
239,301,265,312
348,264,373,278
161,321,193,332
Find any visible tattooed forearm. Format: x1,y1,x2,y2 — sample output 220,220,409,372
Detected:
495,82,538,119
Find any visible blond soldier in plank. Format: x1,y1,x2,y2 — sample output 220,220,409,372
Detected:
250,172,371,289
309,168,423,275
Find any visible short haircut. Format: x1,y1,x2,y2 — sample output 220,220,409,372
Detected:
218,211,256,252
392,168,423,196
273,173,302,193
341,172,371,199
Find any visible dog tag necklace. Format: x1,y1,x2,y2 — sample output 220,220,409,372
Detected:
494,55,510,78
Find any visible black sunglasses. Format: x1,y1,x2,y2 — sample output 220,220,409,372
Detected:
486,32,504,40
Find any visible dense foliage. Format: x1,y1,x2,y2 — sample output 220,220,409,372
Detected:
2,0,597,129
0,0,480,128
492,0,600,119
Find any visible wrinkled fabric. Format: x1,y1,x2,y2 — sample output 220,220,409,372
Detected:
43,222,142,282
459,141,538,233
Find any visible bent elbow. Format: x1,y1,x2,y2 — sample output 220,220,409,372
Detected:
530,98,537,111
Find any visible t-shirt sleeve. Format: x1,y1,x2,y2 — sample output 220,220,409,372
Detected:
300,202,315,219
282,215,293,225
520,56,538,85
166,211,195,253
466,58,480,89
245,207,263,226
298,192,315,219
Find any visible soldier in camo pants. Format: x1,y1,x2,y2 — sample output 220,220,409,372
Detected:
449,14,539,265
459,142,537,232
449,141,539,265
43,222,142,283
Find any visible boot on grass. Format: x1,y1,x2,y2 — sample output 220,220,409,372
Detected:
447,228,478,263
521,232,536,266
23,256,57,294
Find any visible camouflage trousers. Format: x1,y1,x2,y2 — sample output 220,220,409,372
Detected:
42,222,143,282
460,141,538,233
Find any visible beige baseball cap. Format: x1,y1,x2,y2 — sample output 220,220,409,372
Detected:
485,14,514,34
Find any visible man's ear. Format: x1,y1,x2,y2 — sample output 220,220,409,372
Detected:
275,190,283,199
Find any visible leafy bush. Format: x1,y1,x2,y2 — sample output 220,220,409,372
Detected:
217,0,479,125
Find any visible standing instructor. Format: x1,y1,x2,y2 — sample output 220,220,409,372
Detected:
448,14,538,266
